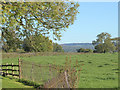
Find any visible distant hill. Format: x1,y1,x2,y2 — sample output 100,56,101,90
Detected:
60,43,94,52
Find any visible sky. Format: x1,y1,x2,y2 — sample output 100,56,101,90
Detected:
53,2,118,44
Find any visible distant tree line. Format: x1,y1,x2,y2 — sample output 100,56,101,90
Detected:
77,32,119,53
2,34,64,53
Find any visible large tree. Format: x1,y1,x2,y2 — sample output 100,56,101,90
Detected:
1,2,79,52
92,32,116,53
110,37,120,52
1,2,79,39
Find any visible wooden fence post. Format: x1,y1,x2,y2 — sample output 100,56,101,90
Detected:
31,63,34,82
49,64,52,79
6,63,8,75
18,58,21,79
12,63,14,77
64,70,70,88
0,65,2,75
65,57,68,70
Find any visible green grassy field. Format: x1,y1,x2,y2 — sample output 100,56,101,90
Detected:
2,52,118,88
1,76,33,88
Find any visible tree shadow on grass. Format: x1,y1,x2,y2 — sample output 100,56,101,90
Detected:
2,76,44,89
16,79,44,89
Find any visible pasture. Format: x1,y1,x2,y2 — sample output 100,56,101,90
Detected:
2,52,118,88
1,76,33,88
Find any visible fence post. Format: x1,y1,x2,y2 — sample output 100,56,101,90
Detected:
6,63,8,75
18,58,21,79
31,63,34,82
65,57,68,70
12,63,14,77
64,70,70,88
0,65,2,75
49,64,52,79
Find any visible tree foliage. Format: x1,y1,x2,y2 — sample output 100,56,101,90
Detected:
1,2,79,52
2,27,22,52
1,2,79,40
53,43,64,52
23,34,53,52
92,32,116,53
110,37,120,52
77,48,93,53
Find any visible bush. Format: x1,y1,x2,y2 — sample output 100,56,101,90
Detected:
53,43,64,52
77,48,93,53
23,34,53,52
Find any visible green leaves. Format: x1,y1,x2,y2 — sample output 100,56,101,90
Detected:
93,32,116,53
2,27,22,52
53,43,64,52
23,34,53,52
1,2,79,52
1,2,79,40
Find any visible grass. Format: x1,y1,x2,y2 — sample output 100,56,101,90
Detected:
2,52,118,88
1,76,34,88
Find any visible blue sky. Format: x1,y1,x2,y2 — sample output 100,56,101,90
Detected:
53,2,118,44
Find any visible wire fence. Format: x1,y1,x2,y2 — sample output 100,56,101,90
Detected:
19,57,82,88
21,60,63,84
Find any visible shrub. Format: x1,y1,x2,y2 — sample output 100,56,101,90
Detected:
53,43,64,52
77,48,93,53
23,34,53,52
